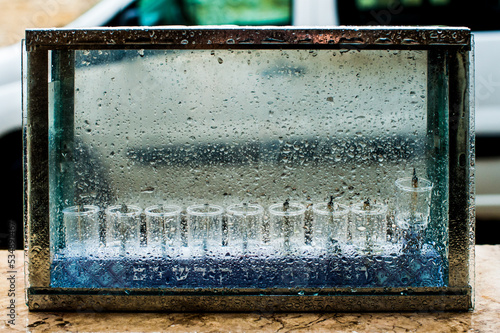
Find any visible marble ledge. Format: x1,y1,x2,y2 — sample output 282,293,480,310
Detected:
1,245,499,332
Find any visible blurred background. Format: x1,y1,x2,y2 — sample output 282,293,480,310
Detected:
1,0,499,249
0,0,100,47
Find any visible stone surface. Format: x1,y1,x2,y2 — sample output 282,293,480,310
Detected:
1,246,499,332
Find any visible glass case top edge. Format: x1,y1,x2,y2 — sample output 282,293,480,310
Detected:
25,26,471,49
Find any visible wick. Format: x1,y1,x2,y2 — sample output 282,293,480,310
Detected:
411,168,419,220
304,196,313,245
75,201,83,243
363,198,370,210
306,196,313,209
121,204,128,214
75,198,84,213
412,168,419,188
283,199,289,212
327,195,334,212
283,199,291,251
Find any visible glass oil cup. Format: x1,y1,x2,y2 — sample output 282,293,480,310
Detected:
186,204,224,253
395,176,433,251
350,201,388,254
312,202,350,251
268,201,306,254
105,205,143,255
145,204,181,255
63,205,100,256
226,203,264,253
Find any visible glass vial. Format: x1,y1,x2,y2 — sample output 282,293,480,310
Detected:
395,175,433,250
105,204,143,254
186,204,223,252
144,204,181,253
350,200,388,254
63,205,100,256
268,201,306,253
226,203,264,252
312,200,349,250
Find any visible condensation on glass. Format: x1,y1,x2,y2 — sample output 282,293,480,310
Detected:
24,27,474,312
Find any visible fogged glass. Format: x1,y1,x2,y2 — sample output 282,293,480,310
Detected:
63,205,100,256
48,48,449,289
63,49,431,209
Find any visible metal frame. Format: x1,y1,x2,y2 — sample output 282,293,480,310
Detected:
24,26,474,312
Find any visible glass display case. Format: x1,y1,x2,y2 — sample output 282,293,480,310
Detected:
24,27,474,311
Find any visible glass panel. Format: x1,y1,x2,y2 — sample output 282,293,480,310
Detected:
48,48,449,289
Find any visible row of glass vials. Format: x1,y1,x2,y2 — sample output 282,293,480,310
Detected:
62,176,433,256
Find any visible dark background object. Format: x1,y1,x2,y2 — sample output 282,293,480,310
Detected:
337,0,500,31
0,129,23,249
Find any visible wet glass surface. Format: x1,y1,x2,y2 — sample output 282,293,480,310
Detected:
48,48,449,289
